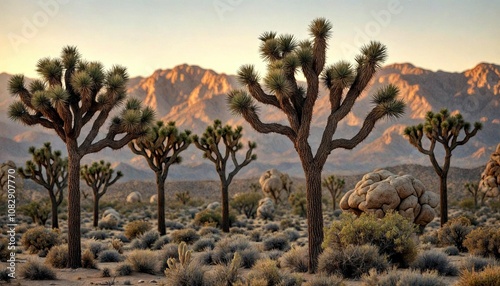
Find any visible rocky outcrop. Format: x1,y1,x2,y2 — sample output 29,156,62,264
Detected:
340,169,439,226
479,144,500,199
259,169,293,203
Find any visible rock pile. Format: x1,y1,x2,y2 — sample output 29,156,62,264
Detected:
479,144,500,199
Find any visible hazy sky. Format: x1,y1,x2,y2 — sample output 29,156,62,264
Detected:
1,0,499,78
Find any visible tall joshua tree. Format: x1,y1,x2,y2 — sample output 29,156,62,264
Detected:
322,174,345,211
8,46,154,268
81,160,123,227
227,18,405,272
128,121,192,235
404,109,481,226
193,119,256,232
18,142,68,229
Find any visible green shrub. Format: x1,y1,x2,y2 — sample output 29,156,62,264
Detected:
86,230,109,240
115,263,133,276
20,226,60,254
152,235,171,250
192,237,215,252
81,249,97,269
411,251,458,276
86,241,108,258
280,246,308,273
199,226,220,236
438,216,472,252
99,249,124,262
45,244,68,268
323,212,417,266
263,234,290,251
262,223,280,232
193,208,237,228
464,226,500,259
171,228,200,244
212,236,260,268
231,192,262,219
124,220,151,239
20,260,56,280
444,245,460,256
458,198,476,210
288,191,307,217
19,200,50,226
126,249,157,274
460,255,498,272
158,243,180,272
456,266,500,286
318,244,388,279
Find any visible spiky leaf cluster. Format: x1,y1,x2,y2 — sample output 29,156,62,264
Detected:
193,120,256,176
228,18,405,151
128,121,192,176
18,142,68,195
7,46,154,153
80,160,122,199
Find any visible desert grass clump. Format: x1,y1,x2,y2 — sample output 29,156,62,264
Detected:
438,216,472,252
164,242,207,286
81,249,97,269
159,243,180,271
115,263,133,276
444,245,460,256
101,267,111,277
126,249,158,274
86,240,109,259
124,220,151,240
362,268,446,286
20,260,56,280
199,226,220,236
263,234,290,251
318,244,388,279
262,222,280,232
86,230,109,240
460,255,498,272
324,212,417,266
165,220,185,230
280,246,308,273
411,250,458,276
152,235,171,250
212,235,260,268
205,252,244,286
247,258,282,286
109,238,124,254
284,228,301,242
20,226,60,254
98,217,118,229
171,228,200,244
192,237,215,252
45,244,69,268
303,275,344,286
456,266,500,286
98,249,124,262
463,226,500,259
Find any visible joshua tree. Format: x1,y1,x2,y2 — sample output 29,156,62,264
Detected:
128,121,192,235
18,142,67,229
8,46,154,268
227,18,405,272
404,109,481,226
193,119,256,232
464,182,486,208
322,174,345,211
80,160,123,227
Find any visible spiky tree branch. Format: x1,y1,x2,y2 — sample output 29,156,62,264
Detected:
7,46,154,268
128,120,192,235
80,160,122,227
18,142,67,229
193,119,256,232
227,18,405,272
404,109,482,225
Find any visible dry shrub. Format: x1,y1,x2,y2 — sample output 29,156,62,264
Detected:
45,244,68,268
124,220,151,239
438,216,472,252
20,226,60,254
463,226,500,259
456,266,500,286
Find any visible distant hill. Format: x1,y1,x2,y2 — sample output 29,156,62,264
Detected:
1,62,499,178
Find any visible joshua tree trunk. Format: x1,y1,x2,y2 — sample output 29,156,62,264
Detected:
93,194,100,228
67,144,81,268
439,173,448,226
332,194,337,211
304,164,324,273
221,181,230,233
49,194,59,229
157,172,167,235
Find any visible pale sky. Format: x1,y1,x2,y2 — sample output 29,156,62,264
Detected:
1,0,499,79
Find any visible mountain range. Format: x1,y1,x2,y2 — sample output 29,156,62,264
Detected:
0,62,498,180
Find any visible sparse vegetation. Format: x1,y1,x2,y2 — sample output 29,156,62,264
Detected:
463,226,500,258
20,260,57,280
124,220,151,239
438,216,472,252
45,244,69,268
126,249,158,274
20,226,60,254
231,192,262,219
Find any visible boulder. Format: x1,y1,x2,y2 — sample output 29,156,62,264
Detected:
340,169,438,227
478,143,500,200
259,169,294,203
126,191,142,203
257,197,275,220
206,202,220,210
